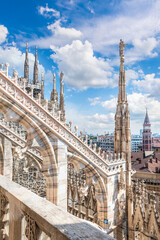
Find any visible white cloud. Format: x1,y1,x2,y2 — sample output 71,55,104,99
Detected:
66,102,115,134
87,113,114,124
38,4,60,18
133,73,160,98
50,40,116,89
44,70,53,85
102,92,152,115
0,46,44,81
29,20,82,49
88,97,101,106
80,0,160,61
86,113,115,134
0,25,8,44
125,69,139,84
128,93,160,133
101,98,117,111
66,91,160,134
101,92,160,134
87,2,95,14
48,20,82,39
125,38,158,63
27,0,160,66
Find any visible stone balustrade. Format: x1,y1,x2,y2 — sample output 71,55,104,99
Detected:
0,117,27,140
0,174,115,240
0,123,42,163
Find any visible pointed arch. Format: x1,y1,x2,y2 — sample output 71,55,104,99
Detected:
68,153,107,228
0,96,58,204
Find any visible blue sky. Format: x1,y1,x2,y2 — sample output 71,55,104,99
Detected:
1,0,160,135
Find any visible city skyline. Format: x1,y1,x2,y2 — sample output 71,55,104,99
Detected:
1,0,160,134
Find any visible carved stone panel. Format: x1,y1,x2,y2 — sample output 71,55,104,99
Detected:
0,191,9,240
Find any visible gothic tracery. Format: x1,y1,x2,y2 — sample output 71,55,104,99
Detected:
67,163,98,223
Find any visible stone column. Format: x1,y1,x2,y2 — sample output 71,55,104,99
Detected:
54,139,68,210
0,140,3,175
2,137,13,179
9,195,22,240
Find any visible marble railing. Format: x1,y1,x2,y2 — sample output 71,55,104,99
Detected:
0,67,125,175
0,174,115,240
0,116,27,140
0,120,42,163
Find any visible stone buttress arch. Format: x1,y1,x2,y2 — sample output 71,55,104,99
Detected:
68,153,108,228
0,96,58,204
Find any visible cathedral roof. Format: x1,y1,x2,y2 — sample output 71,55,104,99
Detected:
144,109,150,125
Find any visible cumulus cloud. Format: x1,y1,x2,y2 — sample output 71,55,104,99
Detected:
48,20,82,39
80,0,160,61
50,40,116,89
87,113,114,124
128,93,160,133
0,25,8,44
66,91,160,134
86,113,115,133
26,0,160,67
88,97,101,106
132,73,160,98
66,92,160,135
125,38,158,63
66,101,115,134
44,69,53,85
0,46,44,81
102,92,152,115
29,20,83,49
38,4,60,18
101,98,117,111
125,69,139,84
101,92,160,134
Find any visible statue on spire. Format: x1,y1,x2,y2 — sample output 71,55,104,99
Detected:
119,39,127,57
119,39,127,69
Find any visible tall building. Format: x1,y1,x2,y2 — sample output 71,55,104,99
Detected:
114,40,131,159
114,39,132,239
97,134,114,152
131,134,142,152
142,109,152,152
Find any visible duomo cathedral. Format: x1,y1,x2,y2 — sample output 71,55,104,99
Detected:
0,40,159,240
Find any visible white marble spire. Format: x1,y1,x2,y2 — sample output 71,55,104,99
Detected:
41,72,44,99
33,46,38,84
50,73,58,102
114,39,130,158
24,43,29,83
60,71,65,121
